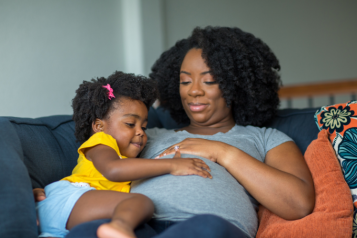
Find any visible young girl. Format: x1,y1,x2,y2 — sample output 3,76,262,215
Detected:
36,71,212,238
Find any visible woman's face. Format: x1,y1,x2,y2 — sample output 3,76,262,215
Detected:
179,48,233,127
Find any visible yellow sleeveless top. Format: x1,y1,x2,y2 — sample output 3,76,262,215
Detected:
61,132,131,193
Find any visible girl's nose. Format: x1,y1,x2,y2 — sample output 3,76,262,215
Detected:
136,127,144,136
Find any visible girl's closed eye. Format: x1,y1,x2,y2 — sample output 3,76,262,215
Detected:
142,127,147,131
126,123,135,128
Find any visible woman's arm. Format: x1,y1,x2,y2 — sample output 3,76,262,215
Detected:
157,138,315,220
221,141,315,220
87,144,212,182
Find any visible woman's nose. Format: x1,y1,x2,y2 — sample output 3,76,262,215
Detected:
188,81,204,97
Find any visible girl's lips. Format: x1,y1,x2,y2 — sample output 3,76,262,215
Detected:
131,142,142,148
189,104,208,112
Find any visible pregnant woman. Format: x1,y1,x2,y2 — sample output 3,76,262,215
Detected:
36,26,315,238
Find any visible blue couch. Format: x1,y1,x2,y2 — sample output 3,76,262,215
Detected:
0,107,319,238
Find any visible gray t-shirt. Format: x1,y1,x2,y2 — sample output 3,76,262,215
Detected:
131,125,292,238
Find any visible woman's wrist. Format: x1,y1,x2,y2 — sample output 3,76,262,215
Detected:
217,144,241,168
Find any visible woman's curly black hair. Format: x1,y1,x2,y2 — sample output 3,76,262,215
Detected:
72,71,158,143
150,26,281,127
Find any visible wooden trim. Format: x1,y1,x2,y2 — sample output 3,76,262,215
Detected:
278,78,357,99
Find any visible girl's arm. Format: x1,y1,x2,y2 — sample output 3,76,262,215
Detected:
157,138,315,220
33,146,212,202
87,144,212,182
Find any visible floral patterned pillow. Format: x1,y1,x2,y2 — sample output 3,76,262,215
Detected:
314,100,357,237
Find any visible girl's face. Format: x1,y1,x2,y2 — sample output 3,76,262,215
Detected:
94,97,148,158
179,48,234,127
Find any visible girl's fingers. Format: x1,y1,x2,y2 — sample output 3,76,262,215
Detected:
194,159,211,172
194,168,212,179
192,161,212,177
200,163,211,172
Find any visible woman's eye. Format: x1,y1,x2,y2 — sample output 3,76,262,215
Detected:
179,81,190,85
204,81,217,85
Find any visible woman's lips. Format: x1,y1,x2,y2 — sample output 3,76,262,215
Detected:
189,104,208,112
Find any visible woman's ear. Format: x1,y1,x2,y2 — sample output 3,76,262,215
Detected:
92,119,105,133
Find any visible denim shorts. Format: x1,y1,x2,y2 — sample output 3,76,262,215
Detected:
36,180,95,238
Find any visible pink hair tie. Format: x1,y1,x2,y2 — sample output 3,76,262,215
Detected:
102,84,115,100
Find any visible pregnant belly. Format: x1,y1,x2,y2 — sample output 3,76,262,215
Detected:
130,155,258,237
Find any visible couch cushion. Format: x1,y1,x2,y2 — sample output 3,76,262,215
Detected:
265,108,320,154
147,107,164,128
256,130,353,238
5,115,80,188
149,107,189,129
0,118,38,238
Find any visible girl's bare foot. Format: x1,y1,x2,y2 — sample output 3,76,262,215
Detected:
97,220,136,238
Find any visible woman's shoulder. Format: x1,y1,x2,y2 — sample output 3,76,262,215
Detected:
239,124,285,135
234,125,292,142
231,125,293,154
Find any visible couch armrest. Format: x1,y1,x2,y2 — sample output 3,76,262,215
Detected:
0,118,38,238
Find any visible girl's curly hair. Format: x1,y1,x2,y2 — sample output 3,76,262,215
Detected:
150,26,281,127
72,71,158,143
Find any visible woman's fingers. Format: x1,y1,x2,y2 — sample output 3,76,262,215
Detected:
156,144,182,158
173,149,181,158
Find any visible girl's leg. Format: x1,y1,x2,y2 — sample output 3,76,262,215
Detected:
67,191,154,238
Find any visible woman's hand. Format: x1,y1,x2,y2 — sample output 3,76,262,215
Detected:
156,138,230,165
169,149,212,179
33,188,46,202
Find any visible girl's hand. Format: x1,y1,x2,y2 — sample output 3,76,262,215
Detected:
169,149,212,179
156,138,230,165
33,188,46,202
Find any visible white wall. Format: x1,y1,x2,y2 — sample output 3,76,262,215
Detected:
0,0,124,117
1,0,356,117
141,0,165,76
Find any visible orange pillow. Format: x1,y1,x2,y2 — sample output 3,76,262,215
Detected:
256,130,353,238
